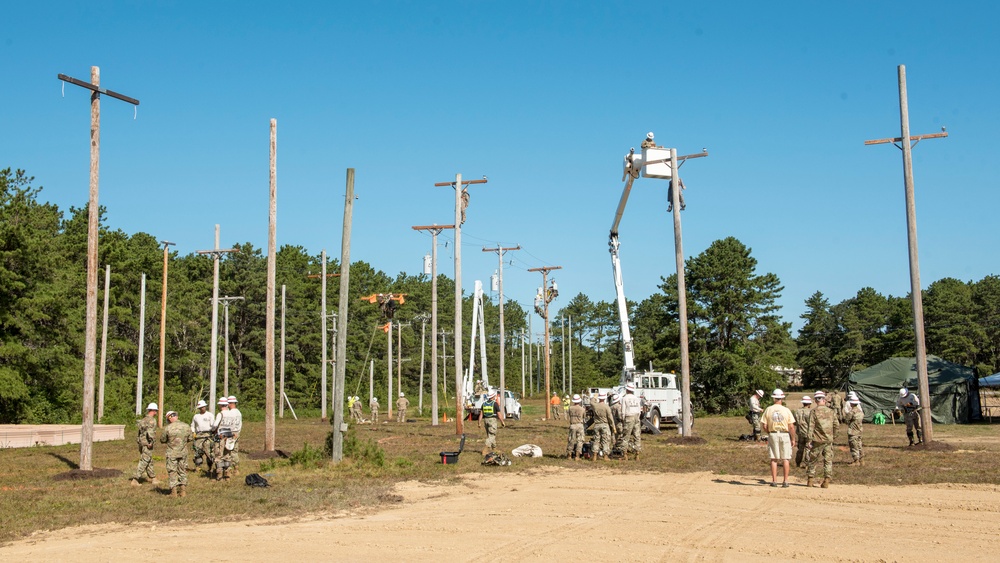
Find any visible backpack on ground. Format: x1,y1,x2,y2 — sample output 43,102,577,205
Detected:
245,473,270,487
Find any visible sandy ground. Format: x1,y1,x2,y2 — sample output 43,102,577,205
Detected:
5,467,1000,562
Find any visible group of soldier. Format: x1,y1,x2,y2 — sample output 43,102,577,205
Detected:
563,382,644,461
754,385,922,488
346,392,413,425
129,395,242,497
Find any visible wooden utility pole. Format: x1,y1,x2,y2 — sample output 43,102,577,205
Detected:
520,328,526,397
135,273,146,415
332,168,354,462
279,284,286,418
58,67,139,471
560,314,566,394
411,225,454,424
415,313,431,413
197,225,239,411
669,148,700,438
865,65,947,443
396,320,411,397
387,320,393,419
435,174,487,434
527,316,533,396
306,251,340,421
568,314,573,394
157,240,175,427
439,330,452,407
483,244,519,416
264,118,277,452
528,266,561,418
218,296,243,397
98,264,111,421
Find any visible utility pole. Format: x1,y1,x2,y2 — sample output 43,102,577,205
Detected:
197,224,239,411
387,320,393,419
157,240,175,427
483,244,519,417
568,314,573,394
218,296,244,397
279,284,286,418
434,173,487,435
396,320,411,396
560,314,566,395
439,330,452,408
520,328,526,397
306,252,339,421
527,316,533,397
414,313,431,413
412,225,454,425
135,273,146,415
58,68,139,471
98,264,110,421
333,168,354,462
528,266,561,418
264,118,277,452
865,65,947,443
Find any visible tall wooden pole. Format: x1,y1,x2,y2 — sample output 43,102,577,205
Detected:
568,314,573,395
528,315,533,396
529,266,561,417
136,273,146,415
418,316,427,413
157,241,173,427
97,264,110,421
332,168,353,461
387,318,393,419
264,118,277,452
320,249,328,421
453,174,463,434
520,328,525,397
670,148,693,437
80,66,101,470
280,284,286,418
431,231,439,424
223,299,230,397
560,314,566,394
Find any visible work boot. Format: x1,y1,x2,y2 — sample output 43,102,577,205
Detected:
821,478,830,489
130,478,140,487
859,458,865,467
178,484,186,498
151,478,160,486
806,478,814,487
170,487,177,497
634,452,640,461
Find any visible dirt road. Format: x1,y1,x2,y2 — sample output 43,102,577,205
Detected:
6,467,999,561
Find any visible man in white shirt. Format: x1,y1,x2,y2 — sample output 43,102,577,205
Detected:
190,399,215,475
227,396,242,474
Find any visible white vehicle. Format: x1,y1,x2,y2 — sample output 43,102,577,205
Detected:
467,389,522,420
607,140,685,430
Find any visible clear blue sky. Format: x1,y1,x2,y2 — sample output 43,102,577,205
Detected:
4,1,998,333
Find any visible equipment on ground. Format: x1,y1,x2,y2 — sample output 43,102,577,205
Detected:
440,434,466,464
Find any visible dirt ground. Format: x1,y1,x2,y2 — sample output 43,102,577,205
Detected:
5,466,1000,562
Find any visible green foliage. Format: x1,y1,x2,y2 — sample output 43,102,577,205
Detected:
289,442,327,468
331,430,385,467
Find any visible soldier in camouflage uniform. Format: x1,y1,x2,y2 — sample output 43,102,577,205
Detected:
160,410,192,497
369,396,380,425
827,389,846,423
846,393,864,466
590,392,616,461
794,395,813,468
130,403,159,486
190,400,214,476
566,395,586,460
610,393,625,452
807,391,840,488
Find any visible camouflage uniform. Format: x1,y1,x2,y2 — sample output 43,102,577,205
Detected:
611,400,625,450
896,392,923,445
160,417,191,494
748,394,763,439
351,399,364,423
591,401,616,459
190,409,214,473
131,414,157,482
396,396,409,422
369,397,380,424
479,398,501,450
828,391,845,422
566,403,586,458
846,404,864,463
793,405,812,468
807,404,840,484
621,392,643,457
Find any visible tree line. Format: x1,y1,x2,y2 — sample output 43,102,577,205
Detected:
3,168,996,423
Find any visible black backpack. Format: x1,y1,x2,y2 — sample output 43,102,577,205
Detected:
245,473,270,487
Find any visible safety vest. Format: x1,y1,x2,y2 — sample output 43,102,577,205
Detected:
482,401,497,418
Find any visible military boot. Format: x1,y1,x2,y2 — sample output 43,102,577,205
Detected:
859,458,865,467
130,478,140,487
178,484,186,498
806,478,814,487
170,487,177,497
151,478,160,486
821,478,830,489
634,452,640,461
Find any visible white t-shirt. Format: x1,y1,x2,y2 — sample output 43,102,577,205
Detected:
191,411,214,433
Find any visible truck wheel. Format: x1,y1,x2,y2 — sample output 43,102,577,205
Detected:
649,409,661,432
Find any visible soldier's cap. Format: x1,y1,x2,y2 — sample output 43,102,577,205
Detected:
227,396,238,403
166,411,177,418
146,402,159,411
755,389,764,397
196,400,208,409
801,396,813,404
814,391,826,400
218,398,229,406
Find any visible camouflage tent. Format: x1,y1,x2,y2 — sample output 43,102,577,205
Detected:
847,356,980,424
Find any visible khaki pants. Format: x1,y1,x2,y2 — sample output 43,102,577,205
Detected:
567,423,584,457
905,410,923,442
483,417,498,449
593,422,612,456
624,416,642,453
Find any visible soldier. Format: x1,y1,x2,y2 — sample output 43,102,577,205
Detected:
227,396,242,475
827,388,846,423
761,389,796,488
621,383,643,460
794,395,813,468
748,389,765,441
351,396,364,423
846,393,864,465
640,132,656,149
190,399,214,476
550,392,562,420
807,391,840,488
591,392,616,461
895,387,923,446
478,390,505,454
396,392,409,423
210,397,229,480
160,410,191,497
566,394,586,460
130,403,159,486
610,392,625,452
369,396,380,425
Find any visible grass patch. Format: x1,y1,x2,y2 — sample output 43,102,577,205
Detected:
3,397,1000,545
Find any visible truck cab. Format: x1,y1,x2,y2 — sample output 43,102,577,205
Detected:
622,371,682,431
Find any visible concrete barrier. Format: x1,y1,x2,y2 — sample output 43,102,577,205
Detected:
0,425,125,448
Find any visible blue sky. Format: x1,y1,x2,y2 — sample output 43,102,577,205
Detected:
3,1,998,334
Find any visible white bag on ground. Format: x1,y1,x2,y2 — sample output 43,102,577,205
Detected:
511,444,542,458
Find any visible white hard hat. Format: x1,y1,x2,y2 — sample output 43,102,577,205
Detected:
196,400,208,409
899,387,908,397
646,131,654,140
227,396,238,403
598,392,607,400
146,403,159,411
801,396,813,404
399,392,404,397
165,410,177,418
814,391,826,400
847,391,858,400
218,398,229,406
625,383,636,392
572,394,582,404
755,389,764,398
849,399,861,405
772,389,785,399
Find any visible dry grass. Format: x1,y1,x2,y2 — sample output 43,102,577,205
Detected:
2,397,998,545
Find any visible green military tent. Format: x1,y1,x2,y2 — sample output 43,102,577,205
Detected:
847,356,981,424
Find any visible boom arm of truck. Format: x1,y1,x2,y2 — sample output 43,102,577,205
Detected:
610,149,642,385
